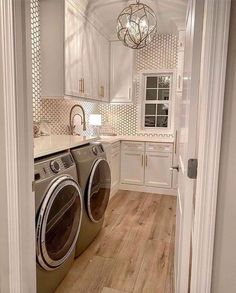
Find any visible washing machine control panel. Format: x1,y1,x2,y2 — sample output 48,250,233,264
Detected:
50,160,61,173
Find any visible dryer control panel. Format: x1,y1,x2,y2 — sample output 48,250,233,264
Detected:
90,142,105,154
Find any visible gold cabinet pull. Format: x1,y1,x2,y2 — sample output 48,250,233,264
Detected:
100,86,105,98
82,78,85,93
141,154,144,166
146,155,148,167
79,79,82,92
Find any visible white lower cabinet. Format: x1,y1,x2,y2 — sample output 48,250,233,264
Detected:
121,141,173,190
110,145,120,189
144,152,173,188
103,142,120,195
121,151,144,185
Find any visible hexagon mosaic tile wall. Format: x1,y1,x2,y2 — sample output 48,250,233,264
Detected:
31,0,41,122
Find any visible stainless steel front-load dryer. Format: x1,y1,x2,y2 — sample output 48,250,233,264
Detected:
34,152,83,293
71,142,111,257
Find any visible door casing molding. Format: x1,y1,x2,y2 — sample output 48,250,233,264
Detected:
0,0,21,291
190,0,231,292
0,0,36,292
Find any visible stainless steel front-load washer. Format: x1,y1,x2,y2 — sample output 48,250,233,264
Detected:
34,151,83,293
71,142,111,257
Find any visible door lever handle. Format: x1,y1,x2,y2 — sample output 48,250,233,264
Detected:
170,165,180,172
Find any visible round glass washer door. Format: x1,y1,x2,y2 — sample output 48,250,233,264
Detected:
87,159,111,223
36,176,82,271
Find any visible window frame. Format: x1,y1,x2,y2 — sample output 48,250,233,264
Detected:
137,69,176,134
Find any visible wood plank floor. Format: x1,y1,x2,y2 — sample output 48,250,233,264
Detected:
56,190,176,293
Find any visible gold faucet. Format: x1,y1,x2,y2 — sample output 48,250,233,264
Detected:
69,104,86,135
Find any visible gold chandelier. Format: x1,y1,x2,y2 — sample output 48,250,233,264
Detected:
117,0,157,49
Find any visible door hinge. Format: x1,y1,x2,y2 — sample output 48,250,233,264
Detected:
187,159,198,179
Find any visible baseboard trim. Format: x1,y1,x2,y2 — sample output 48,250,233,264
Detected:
119,183,177,196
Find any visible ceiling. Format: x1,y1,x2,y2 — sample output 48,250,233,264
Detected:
83,0,187,38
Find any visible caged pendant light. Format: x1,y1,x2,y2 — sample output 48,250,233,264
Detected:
117,0,157,49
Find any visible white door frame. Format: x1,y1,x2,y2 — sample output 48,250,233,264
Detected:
0,0,36,292
190,0,231,292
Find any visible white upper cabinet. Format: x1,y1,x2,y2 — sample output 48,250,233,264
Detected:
110,41,134,103
89,27,110,102
40,0,65,97
65,1,96,100
65,1,83,97
41,0,110,102
90,26,100,100
99,35,110,102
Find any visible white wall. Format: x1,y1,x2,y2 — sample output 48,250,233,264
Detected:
212,1,236,292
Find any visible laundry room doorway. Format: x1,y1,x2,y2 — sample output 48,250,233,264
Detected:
0,0,231,292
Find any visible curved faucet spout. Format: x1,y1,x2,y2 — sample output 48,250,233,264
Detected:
69,104,87,135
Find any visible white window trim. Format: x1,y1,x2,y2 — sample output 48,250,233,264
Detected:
137,69,177,135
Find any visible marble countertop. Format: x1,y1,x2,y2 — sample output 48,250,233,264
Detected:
34,135,96,159
34,135,174,159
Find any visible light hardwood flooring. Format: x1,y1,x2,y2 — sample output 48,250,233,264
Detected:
56,190,176,293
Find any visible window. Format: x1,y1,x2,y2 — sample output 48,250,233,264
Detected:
139,72,174,132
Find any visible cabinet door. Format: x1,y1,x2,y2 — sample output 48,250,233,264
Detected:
121,151,144,185
65,1,82,96
41,0,65,97
111,150,120,189
99,35,110,102
110,41,134,103
145,152,173,188
89,26,100,101
82,22,93,99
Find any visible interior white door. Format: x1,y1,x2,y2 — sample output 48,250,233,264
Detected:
174,0,204,292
